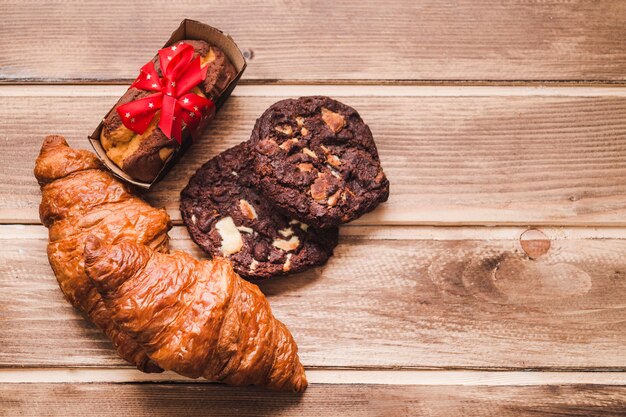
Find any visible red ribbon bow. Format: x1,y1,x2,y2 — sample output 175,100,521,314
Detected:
117,42,214,144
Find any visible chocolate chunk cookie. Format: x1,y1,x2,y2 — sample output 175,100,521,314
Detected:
250,96,389,228
181,142,339,279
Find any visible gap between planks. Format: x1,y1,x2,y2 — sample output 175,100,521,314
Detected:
1,368,625,386
2,84,626,98
8,212,626,228
6,80,626,87
6,212,626,228
4,224,626,241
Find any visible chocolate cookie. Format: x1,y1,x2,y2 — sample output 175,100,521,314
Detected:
180,142,339,279
250,96,389,228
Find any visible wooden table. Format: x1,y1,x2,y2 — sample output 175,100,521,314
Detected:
2,1,626,415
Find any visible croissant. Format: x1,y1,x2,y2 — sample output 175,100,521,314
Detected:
83,236,308,392
34,135,171,372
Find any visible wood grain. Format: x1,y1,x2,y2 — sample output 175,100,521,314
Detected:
2,225,626,369
3,1,626,83
2,383,625,416
3,90,626,225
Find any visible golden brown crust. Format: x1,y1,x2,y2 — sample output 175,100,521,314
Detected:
34,135,171,372
84,237,308,392
34,135,104,187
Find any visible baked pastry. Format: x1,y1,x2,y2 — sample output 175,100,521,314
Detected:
34,135,171,372
181,142,339,279
100,40,236,183
84,236,308,392
250,96,390,228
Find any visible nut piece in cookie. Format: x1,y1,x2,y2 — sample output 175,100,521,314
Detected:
321,108,346,133
250,96,390,228
180,142,339,279
215,217,244,256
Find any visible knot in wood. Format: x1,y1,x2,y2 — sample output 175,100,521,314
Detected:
520,228,550,259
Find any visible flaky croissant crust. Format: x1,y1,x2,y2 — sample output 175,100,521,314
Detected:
84,237,307,392
35,135,171,372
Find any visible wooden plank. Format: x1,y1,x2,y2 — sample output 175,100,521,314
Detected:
2,225,626,369
2,89,626,226
1,383,625,416
3,1,626,83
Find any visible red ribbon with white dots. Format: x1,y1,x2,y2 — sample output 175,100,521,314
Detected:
116,42,214,145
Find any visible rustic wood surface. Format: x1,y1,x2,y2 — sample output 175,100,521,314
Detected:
2,383,626,417
2,87,626,226
2,0,626,414
3,1,626,83
2,225,626,369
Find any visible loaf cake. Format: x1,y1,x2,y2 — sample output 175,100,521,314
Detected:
100,40,236,183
